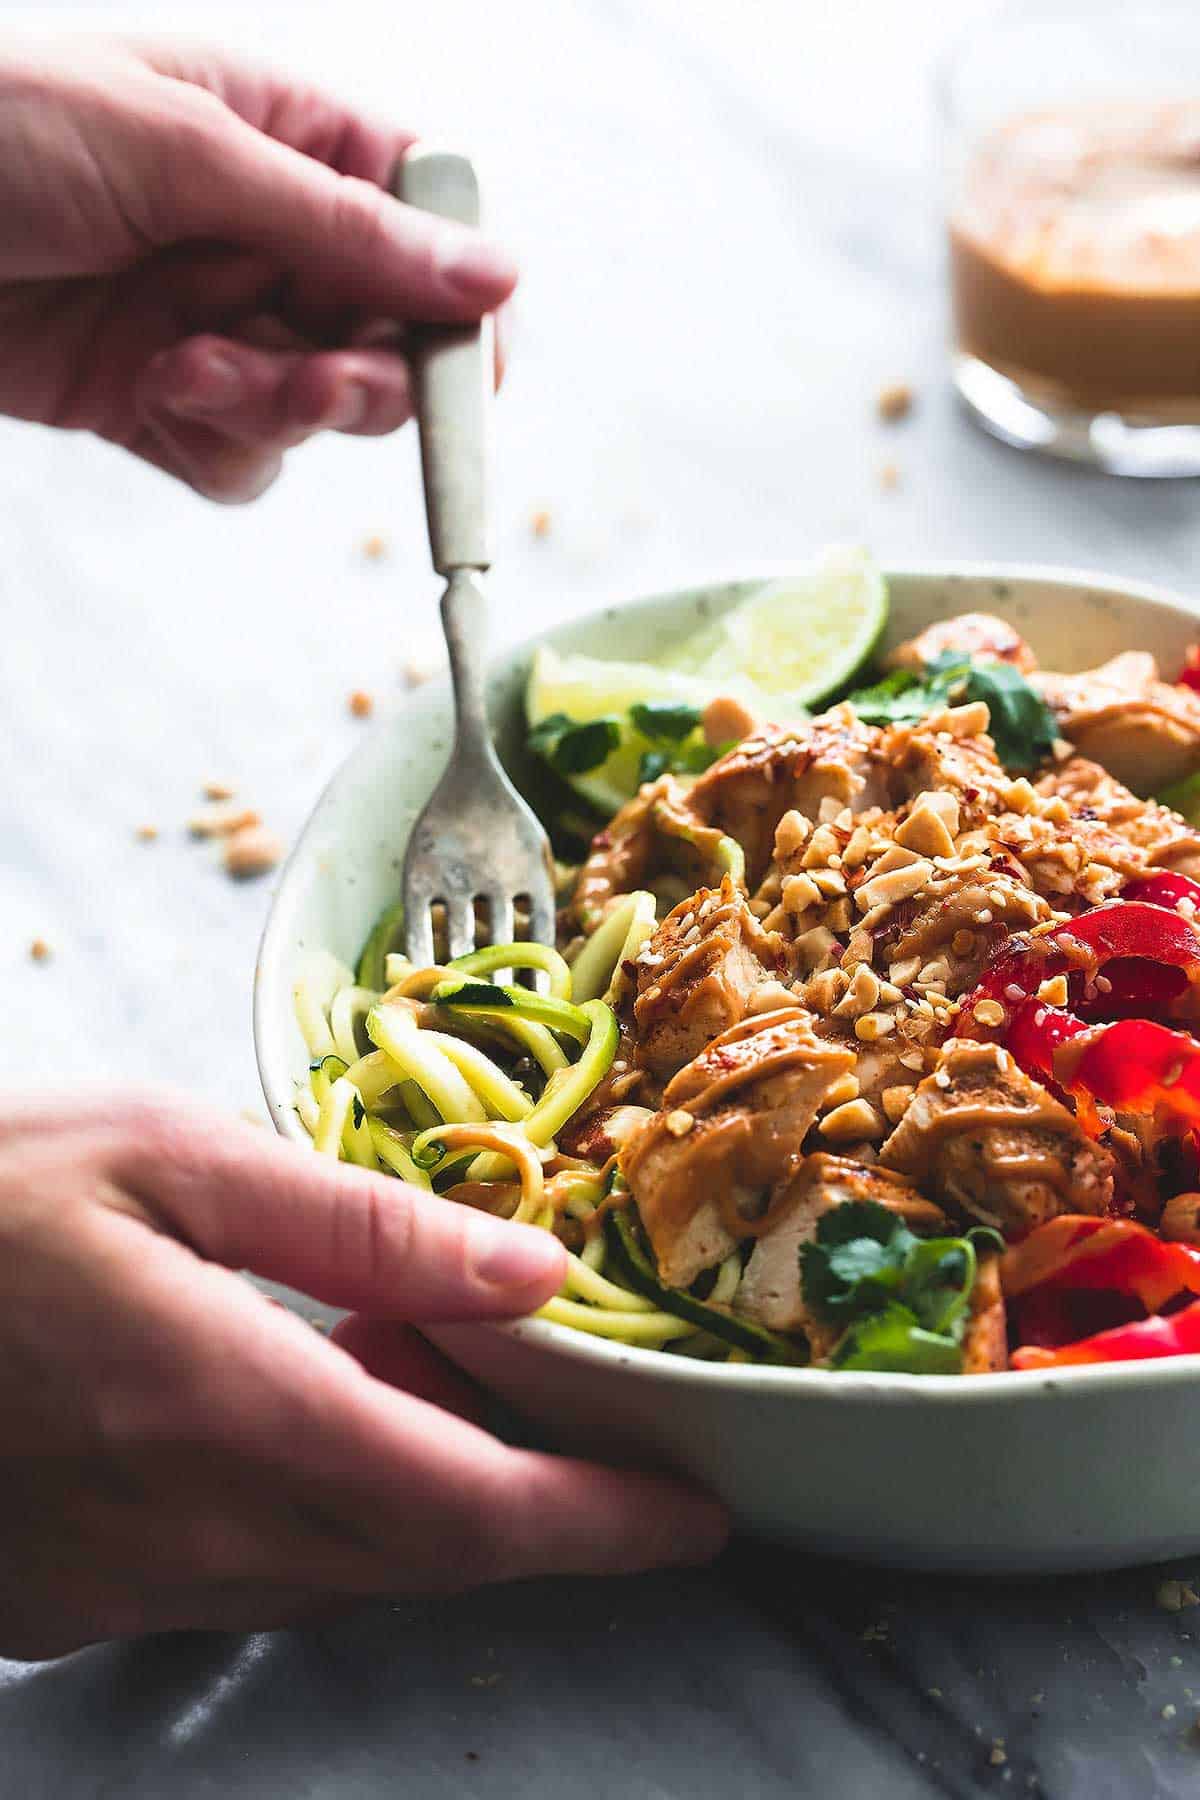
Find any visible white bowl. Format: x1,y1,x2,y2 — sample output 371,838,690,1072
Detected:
256,563,1200,1574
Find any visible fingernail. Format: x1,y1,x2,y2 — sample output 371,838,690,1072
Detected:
167,350,242,415
472,1220,564,1290
436,227,519,301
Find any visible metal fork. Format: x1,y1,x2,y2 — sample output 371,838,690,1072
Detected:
393,149,555,968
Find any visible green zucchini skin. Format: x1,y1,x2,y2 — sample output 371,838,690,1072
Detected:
356,902,406,990
605,1209,804,1365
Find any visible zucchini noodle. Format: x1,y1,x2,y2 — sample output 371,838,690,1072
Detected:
568,890,657,1004
293,933,709,1358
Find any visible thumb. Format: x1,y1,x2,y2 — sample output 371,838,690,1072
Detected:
107,1100,565,1320
176,102,517,320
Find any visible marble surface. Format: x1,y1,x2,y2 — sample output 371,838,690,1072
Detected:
8,0,1200,1793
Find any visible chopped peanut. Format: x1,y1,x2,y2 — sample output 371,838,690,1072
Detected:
224,826,285,879
348,689,374,719
1159,1194,1200,1245
774,809,812,860
877,381,914,422
856,856,934,914
189,803,261,839
834,963,881,1019
881,1084,914,1124
530,509,552,539
822,1072,861,1110
895,802,956,860
203,780,235,802
819,1098,886,1142
665,1108,695,1138
135,824,159,843
702,694,757,748
855,1010,897,1042
363,533,388,560
1036,974,1069,1006
29,938,51,963
782,873,821,914
973,998,1007,1028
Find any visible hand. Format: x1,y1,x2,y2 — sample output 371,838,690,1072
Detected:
0,36,516,500
0,1092,727,1659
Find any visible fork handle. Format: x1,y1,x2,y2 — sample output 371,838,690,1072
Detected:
393,150,492,574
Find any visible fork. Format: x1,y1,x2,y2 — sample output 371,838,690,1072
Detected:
393,149,555,968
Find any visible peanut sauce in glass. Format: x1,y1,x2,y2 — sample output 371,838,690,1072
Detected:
951,101,1200,416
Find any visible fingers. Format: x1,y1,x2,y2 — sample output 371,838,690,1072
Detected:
178,101,516,321
134,336,414,502
331,1317,488,1427
108,1099,568,1321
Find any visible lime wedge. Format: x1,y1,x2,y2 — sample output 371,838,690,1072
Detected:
674,546,886,708
526,646,737,815
526,548,888,813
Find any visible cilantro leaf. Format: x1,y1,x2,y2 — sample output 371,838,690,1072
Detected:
829,1304,965,1374
948,657,1057,773
630,701,703,743
845,652,1057,773
637,749,671,785
800,1199,1004,1375
528,712,622,776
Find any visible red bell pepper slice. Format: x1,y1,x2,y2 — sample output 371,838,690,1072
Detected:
1012,1297,1200,1368
999,1000,1200,1136
956,901,1200,1038
1122,872,1200,915
1178,646,1200,696
1001,1216,1200,1312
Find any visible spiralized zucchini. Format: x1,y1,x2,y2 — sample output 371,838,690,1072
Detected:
291,915,746,1359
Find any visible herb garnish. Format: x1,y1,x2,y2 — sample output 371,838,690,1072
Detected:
846,652,1056,773
800,1200,1003,1375
527,712,622,776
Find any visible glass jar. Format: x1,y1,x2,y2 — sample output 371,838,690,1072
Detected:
941,1,1200,475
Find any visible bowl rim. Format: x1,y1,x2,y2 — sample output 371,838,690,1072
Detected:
256,556,1200,1402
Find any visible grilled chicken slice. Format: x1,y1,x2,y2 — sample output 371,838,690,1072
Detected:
879,1040,1114,1237
1036,652,1200,796
1037,756,1200,879
571,776,727,933
881,869,1050,998
685,707,893,886
621,1010,855,1288
887,611,1037,676
633,878,783,1079
883,715,1011,830
735,1154,947,1337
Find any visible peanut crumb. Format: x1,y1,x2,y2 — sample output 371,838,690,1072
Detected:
530,508,552,539
29,937,51,963
188,802,260,839
403,659,436,688
974,998,1007,1028
135,824,159,843
1036,974,1069,1006
665,1108,695,1139
881,1084,913,1124
224,825,285,879
348,689,374,719
203,781,235,802
363,533,388,560
877,381,914,422
879,461,901,490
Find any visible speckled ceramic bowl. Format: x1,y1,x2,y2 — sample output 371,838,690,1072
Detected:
256,564,1200,1573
